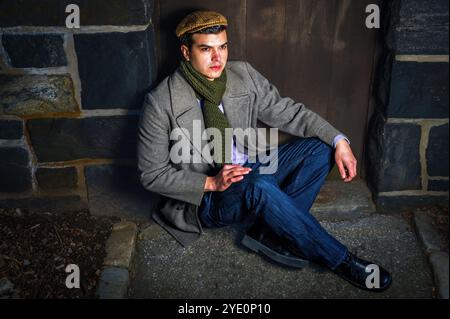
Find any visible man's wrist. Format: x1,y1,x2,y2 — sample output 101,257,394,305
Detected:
333,134,350,148
204,176,216,192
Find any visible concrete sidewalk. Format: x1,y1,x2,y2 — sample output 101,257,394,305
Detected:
127,180,435,299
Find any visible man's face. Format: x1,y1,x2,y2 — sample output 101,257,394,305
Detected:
181,30,228,81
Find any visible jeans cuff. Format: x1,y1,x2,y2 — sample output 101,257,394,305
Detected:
329,247,349,271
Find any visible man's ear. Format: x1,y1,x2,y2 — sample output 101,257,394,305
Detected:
180,45,190,61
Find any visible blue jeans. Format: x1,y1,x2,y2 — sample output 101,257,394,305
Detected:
198,137,348,270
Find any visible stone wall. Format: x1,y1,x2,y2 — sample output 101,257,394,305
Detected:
367,0,449,211
0,0,159,219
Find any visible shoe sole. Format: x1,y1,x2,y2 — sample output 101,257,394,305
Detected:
241,234,310,269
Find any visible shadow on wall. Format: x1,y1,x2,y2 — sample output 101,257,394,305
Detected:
85,164,162,222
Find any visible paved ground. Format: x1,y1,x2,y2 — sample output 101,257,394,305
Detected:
127,180,435,299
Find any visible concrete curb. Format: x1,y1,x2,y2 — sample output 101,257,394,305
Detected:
413,211,449,299
96,220,138,299
429,251,449,299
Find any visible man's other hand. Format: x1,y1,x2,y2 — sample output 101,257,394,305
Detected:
335,139,357,182
204,164,251,192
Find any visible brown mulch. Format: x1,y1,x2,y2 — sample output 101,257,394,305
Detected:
0,207,118,298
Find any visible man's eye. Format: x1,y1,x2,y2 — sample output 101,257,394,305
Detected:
221,45,228,49
201,48,209,52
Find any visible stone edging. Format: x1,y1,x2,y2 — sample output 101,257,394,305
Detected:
95,220,138,299
413,211,449,299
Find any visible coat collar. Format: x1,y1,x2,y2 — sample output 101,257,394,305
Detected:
168,64,248,120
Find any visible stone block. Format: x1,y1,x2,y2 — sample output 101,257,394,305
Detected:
0,0,153,27
388,0,449,54
369,122,422,192
103,221,138,268
2,34,67,68
96,267,129,299
27,116,139,162
428,180,449,191
78,0,153,26
74,28,156,109
35,167,78,190
0,74,78,116
0,147,31,192
388,61,448,119
0,119,23,139
426,123,449,177
85,164,159,221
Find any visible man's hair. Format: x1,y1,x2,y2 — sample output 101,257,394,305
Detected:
179,25,227,49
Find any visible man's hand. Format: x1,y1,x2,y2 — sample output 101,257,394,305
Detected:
204,164,251,192
335,139,357,182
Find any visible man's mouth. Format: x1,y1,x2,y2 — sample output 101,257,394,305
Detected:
210,65,221,71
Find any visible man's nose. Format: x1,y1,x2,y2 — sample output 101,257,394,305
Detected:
211,49,221,61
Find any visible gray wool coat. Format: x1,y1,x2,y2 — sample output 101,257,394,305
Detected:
137,61,343,247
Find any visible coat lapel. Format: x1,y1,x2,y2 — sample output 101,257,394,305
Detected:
169,69,213,166
222,69,251,130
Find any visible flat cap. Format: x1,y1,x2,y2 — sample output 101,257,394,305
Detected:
176,10,228,38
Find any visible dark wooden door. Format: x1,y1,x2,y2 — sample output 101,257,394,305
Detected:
153,0,381,178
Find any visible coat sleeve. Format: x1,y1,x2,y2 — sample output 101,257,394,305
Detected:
137,93,208,206
244,62,343,146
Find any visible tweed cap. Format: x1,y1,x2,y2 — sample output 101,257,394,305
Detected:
176,10,228,38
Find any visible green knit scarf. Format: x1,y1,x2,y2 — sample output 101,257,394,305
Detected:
180,60,231,167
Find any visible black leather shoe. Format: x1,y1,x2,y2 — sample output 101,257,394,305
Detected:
334,252,392,292
241,220,310,269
